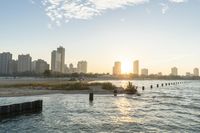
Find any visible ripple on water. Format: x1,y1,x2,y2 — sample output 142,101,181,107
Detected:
0,80,200,132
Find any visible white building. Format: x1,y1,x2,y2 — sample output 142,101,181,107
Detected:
113,61,121,75
186,72,192,77
141,68,148,76
31,60,37,72
9,60,18,74
193,68,199,77
133,60,139,75
57,46,65,73
51,50,61,72
17,54,32,73
77,61,87,73
68,63,78,73
51,46,65,73
35,59,49,73
0,52,12,75
171,67,178,76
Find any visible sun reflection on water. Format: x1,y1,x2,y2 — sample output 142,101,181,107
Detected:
113,97,136,123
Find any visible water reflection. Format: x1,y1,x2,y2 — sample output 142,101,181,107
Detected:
113,97,135,123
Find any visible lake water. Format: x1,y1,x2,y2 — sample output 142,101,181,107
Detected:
0,80,200,132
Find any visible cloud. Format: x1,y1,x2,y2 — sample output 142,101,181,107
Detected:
160,3,169,14
32,0,188,26
168,0,187,3
39,0,148,26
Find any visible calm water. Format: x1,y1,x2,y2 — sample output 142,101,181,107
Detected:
0,80,200,133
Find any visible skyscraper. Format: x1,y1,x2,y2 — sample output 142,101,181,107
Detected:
171,67,178,76
17,54,32,73
77,61,87,73
51,50,61,72
141,68,148,76
193,68,199,77
57,46,65,73
51,46,65,73
35,59,49,73
133,60,139,75
0,52,12,75
9,60,18,74
113,61,121,75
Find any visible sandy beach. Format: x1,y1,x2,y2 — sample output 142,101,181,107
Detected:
0,77,114,97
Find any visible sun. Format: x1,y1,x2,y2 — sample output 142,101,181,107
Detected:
122,59,132,74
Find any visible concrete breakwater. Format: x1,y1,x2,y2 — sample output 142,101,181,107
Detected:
0,100,42,119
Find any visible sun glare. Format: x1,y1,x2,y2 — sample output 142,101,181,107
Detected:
122,60,132,74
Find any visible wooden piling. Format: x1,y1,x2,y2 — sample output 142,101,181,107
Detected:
89,89,94,101
113,89,117,96
142,86,145,90
157,84,159,88
150,85,153,89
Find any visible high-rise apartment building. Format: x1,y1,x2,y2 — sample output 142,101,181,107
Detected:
171,67,178,76
51,50,61,72
9,60,18,74
193,68,199,76
17,54,32,73
133,60,139,75
141,68,148,76
113,61,121,75
51,46,65,73
0,52,12,75
57,46,65,73
77,61,87,73
35,59,49,73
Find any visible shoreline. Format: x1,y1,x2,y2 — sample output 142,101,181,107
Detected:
0,87,114,97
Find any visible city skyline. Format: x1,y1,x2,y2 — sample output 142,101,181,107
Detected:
0,49,200,76
0,47,88,75
1,0,200,74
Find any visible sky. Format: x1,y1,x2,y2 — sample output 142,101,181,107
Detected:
1,0,200,75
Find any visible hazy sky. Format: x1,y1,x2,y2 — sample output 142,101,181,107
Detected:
1,0,200,75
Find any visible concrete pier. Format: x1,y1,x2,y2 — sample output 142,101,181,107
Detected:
0,100,42,119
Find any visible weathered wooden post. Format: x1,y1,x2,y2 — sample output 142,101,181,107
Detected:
150,85,153,89
89,89,94,101
142,86,145,90
114,89,117,96
157,84,159,88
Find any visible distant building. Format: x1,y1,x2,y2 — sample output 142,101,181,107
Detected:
193,68,199,77
171,67,178,76
51,46,65,73
31,60,37,72
0,52,12,75
51,50,61,72
17,54,32,73
77,61,87,73
9,60,18,74
186,72,192,77
68,63,78,73
133,60,139,75
113,61,121,75
64,64,69,73
158,72,163,76
57,46,65,73
35,59,49,73
141,68,148,76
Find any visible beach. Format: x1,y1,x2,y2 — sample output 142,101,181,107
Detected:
0,77,114,97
